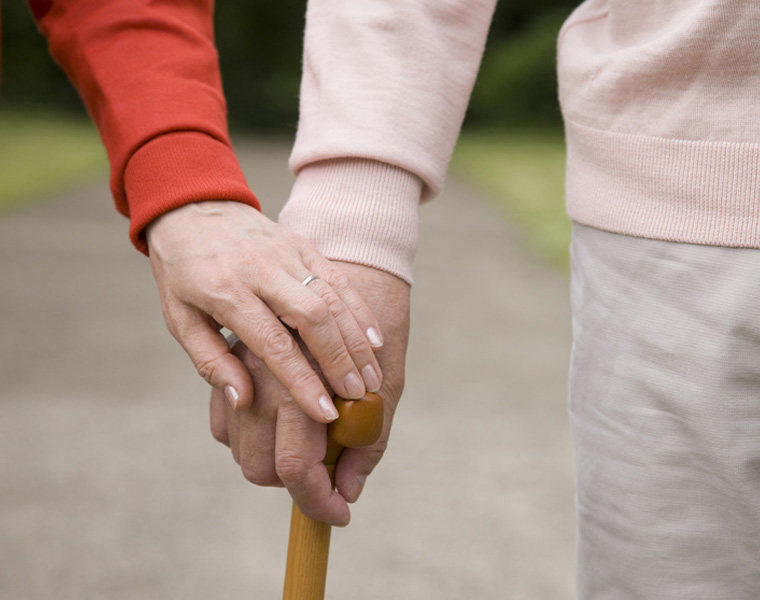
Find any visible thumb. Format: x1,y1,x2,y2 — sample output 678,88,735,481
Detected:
333,442,388,504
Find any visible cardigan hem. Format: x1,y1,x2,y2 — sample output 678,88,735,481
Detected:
565,120,760,248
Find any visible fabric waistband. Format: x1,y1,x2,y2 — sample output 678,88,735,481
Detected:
564,120,760,248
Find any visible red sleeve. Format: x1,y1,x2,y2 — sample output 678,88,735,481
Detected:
29,0,260,254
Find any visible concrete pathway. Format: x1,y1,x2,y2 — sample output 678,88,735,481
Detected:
0,139,575,599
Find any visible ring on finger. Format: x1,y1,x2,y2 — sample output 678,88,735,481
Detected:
301,274,320,287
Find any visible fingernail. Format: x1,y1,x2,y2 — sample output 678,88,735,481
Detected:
224,385,240,411
349,475,366,502
319,395,339,421
361,364,381,393
366,327,383,348
344,372,365,399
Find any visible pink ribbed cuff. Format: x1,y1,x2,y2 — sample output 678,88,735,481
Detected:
279,159,422,285
565,120,760,247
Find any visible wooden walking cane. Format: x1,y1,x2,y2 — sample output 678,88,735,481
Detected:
282,392,384,600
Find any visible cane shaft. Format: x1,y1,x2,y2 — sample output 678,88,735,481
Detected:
282,464,335,600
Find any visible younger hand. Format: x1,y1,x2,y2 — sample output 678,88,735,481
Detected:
147,201,384,423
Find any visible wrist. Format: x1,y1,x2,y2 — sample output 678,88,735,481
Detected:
279,158,422,285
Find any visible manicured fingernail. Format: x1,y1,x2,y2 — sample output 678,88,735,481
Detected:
319,395,339,421
344,372,365,399
361,364,381,393
224,385,239,411
366,327,383,348
349,475,366,502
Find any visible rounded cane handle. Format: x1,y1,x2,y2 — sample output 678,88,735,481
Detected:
324,392,384,469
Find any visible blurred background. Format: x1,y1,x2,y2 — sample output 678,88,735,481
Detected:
1,2,578,599
0,0,576,266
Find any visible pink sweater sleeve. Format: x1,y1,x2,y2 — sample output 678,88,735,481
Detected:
280,0,495,284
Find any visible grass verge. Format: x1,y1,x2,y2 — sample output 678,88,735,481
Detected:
0,109,108,213
452,129,570,270
0,114,571,269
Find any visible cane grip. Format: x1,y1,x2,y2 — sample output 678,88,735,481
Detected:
282,392,384,600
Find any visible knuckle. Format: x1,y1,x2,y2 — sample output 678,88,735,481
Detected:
210,421,228,445
163,313,181,339
297,503,326,523
288,371,313,393
160,304,187,339
318,343,351,372
185,272,237,310
285,367,322,401
262,326,298,359
196,275,239,311
240,248,264,270
208,266,237,292
364,445,388,470
298,296,331,327
281,227,304,245
325,269,351,293
381,368,406,404
320,290,345,315
241,463,279,487
275,453,311,486
207,291,238,318
345,333,371,356
194,353,225,385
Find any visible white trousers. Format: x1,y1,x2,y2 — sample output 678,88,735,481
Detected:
569,223,760,599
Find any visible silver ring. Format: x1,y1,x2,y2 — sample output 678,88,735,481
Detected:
301,274,319,287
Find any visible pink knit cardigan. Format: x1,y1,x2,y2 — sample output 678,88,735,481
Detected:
283,0,760,285
559,0,760,249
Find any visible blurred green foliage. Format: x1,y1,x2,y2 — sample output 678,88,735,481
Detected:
467,7,575,129
454,130,570,269
0,3,84,112
215,0,307,132
0,110,106,213
1,1,577,132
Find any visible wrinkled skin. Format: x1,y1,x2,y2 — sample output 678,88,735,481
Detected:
209,262,410,525
147,201,385,424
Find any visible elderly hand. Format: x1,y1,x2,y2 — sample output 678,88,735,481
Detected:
146,201,384,424
209,262,410,525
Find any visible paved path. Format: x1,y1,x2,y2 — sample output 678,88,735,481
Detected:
0,140,575,599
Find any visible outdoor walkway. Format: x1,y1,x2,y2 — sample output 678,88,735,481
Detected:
0,139,575,600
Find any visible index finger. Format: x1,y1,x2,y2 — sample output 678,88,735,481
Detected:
275,401,351,526
219,298,339,423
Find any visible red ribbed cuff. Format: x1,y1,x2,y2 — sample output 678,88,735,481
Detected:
124,131,260,254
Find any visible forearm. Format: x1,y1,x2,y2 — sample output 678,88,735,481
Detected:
283,0,496,281
31,0,259,253
290,0,496,197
